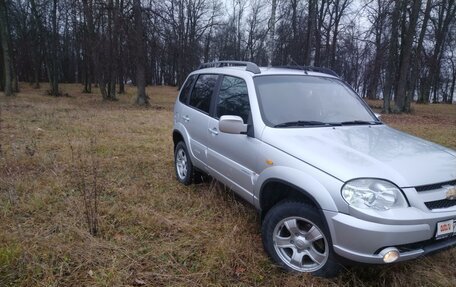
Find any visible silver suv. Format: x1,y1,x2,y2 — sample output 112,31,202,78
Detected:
172,61,456,277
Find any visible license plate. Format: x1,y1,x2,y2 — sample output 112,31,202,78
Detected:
435,219,456,240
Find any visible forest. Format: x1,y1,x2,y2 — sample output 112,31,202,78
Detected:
1,1,456,286
0,0,455,112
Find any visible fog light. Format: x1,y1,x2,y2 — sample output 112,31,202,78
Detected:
379,247,400,263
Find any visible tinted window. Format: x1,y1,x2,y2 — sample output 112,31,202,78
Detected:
216,76,250,123
179,75,196,104
189,74,218,113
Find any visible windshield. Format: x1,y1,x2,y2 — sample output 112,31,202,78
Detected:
254,75,378,127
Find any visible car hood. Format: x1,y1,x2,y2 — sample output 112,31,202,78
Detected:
261,125,456,187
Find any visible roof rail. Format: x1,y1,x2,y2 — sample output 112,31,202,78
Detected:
198,61,261,74
275,65,339,77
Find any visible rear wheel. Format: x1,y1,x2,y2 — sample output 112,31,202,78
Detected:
262,201,341,278
174,141,193,185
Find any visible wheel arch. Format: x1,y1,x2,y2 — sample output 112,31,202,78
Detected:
256,166,339,220
259,179,322,220
172,129,185,149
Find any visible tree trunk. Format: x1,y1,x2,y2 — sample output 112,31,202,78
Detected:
330,0,350,69
236,1,243,60
82,0,108,99
366,0,385,100
82,0,93,94
304,0,316,65
267,0,277,67
412,0,432,103
133,0,149,106
30,0,45,90
382,0,401,113
49,0,59,96
106,0,117,101
32,52,40,89
314,0,327,66
289,0,298,62
176,0,185,88
117,0,125,94
393,0,421,113
450,56,455,103
423,1,456,103
0,41,4,91
203,25,212,62
0,0,13,96
330,0,340,68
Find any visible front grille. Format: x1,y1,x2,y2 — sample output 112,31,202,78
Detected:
415,179,456,192
425,199,456,210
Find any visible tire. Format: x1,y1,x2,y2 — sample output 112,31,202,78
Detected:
262,201,342,278
174,141,193,185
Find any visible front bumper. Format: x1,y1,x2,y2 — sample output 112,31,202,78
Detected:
324,210,456,264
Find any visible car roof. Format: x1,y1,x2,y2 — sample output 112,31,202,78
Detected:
192,66,338,79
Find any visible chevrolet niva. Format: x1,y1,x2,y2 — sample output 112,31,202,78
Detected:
172,61,456,277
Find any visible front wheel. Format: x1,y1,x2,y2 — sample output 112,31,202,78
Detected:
174,141,193,185
262,201,342,278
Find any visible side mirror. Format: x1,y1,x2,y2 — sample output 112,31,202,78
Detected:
219,115,247,134
374,113,382,121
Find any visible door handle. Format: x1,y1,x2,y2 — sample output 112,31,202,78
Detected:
182,115,190,122
208,127,219,135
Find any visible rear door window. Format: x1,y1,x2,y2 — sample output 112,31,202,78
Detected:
179,75,197,104
189,74,218,114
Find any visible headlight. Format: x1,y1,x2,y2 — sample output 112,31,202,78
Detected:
341,179,407,210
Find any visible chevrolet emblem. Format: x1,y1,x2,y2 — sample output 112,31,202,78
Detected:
446,187,456,200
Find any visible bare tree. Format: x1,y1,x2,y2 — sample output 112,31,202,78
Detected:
304,0,316,65
330,0,351,68
410,0,432,103
2,0,455,107
49,0,59,96
365,0,388,100
393,0,421,112
245,0,267,63
267,0,277,67
382,0,400,113
133,0,149,106
422,0,456,103
0,0,13,96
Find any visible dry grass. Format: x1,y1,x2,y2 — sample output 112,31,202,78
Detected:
0,84,455,287
367,99,456,149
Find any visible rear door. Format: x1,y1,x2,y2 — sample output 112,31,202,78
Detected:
179,74,219,169
206,75,259,204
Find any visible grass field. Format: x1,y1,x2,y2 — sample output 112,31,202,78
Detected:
1,83,455,287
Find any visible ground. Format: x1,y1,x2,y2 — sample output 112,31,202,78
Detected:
0,83,455,287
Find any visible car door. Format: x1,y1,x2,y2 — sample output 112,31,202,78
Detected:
179,74,219,169
206,75,259,204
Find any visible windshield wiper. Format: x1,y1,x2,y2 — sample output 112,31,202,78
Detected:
337,120,382,126
274,121,333,128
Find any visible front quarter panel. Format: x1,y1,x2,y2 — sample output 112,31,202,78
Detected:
253,142,347,213
255,166,340,212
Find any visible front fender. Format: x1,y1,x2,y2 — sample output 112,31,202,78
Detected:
254,166,339,212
